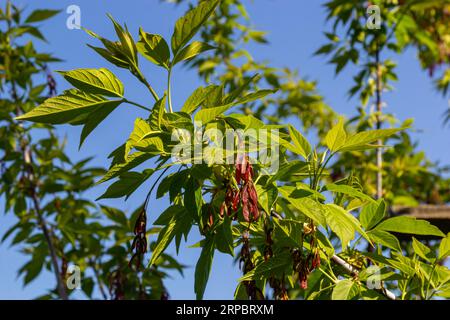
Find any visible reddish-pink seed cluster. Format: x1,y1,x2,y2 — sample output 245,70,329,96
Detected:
219,156,260,222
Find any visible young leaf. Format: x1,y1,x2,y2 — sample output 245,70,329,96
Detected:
194,236,215,300
137,29,170,68
98,152,152,184
79,101,119,148
215,217,234,256
125,118,161,156
367,229,401,252
325,117,346,152
374,216,445,237
58,68,124,97
332,279,359,300
171,0,219,55
194,104,233,124
288,125,311,159
359,199,386,230
96,170,153,200
173,41,215,65
324,183,376,205
15,89,123,124
339,128,403,152
324,204,369,250
439,233,450,260
412,237,434,262
279,188,327,227
25,9,60,23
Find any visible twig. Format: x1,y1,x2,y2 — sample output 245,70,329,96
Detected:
271,210,396,300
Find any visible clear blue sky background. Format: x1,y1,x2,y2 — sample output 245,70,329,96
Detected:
1,0,449,299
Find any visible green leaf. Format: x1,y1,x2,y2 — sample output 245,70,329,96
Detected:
58,68,124,97
360,199,386,230
181,86,208,114
173,41,215,65
171,0,219,55
125,118,160,156
367,229,401,251
325,117,346,152
324,183,376,205
288,125,311,159
279,188,327,227
100,206,128,226
79,100,119,148
412,237,434,262
339,128,403,152
255,184,277,214
150,208,193,266
97,170,153,200
15,89,122,124
224,74,260,104
195,235,215,300
98,152,152,184
324,204,369,250
332,279,359,300
236,89,277,105
137,29,170,68
375,216,445,237
240,251,291,281
439,233,450,260
215,217,234,256
194,104,233,124
25,9,60,23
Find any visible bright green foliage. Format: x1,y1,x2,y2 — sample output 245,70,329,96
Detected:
0,2,180,300
8,0,450,301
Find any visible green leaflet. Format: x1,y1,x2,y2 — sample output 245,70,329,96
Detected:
279,187,327,227
215,216,234,256
338,128,403,152
150,206,193,267
16,89,122,124
325,117,346,152
324,204,370,250
367,229,401,251
194,235,215,300
171,0,220,55
194,104,233,124
96,170,153,200
374,216,445,237
332,279,359,300
324,183,377,205
439,233,450,260
239,251,292,281
288,125,311,159
359,199,386,230
97,152,152,184
173,41,215,65
137,29,170,68
125,118,161,157
25,9,60,23
58,68,124,97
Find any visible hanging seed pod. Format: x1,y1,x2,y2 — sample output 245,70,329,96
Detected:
129,208,147,270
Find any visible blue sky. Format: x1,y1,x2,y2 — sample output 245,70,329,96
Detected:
0,0,449,299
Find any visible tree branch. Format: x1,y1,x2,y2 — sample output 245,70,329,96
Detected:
271,210,396,300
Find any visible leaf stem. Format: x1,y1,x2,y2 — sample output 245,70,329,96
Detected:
123,99,152,112
167,66,174,113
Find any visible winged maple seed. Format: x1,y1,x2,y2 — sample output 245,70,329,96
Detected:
235,155,260,222
129,208,147,269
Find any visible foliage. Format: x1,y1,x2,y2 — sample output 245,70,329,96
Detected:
15,0,450,300
0,2,180,299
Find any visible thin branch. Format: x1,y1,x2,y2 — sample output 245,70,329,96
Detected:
12,79,69,300
271,210,396,300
